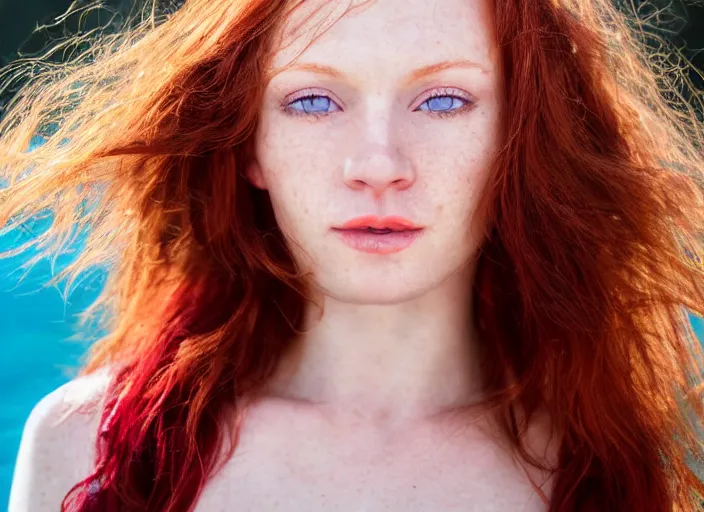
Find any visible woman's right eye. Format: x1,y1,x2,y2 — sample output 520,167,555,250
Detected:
284,95,342,117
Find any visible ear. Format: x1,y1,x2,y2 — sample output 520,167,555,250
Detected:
244,160,268,190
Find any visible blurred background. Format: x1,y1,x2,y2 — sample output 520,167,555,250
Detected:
1,0,704,508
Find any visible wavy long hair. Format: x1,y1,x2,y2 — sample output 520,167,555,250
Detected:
2,0,704,510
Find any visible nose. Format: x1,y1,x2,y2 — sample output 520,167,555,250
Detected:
342,145,416,198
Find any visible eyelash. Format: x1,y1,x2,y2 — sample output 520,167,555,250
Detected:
282,88,476,120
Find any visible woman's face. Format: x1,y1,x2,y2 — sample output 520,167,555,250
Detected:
248,0,502,304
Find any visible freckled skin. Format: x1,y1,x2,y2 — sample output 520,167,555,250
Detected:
192,398,556,511
247,0,503,305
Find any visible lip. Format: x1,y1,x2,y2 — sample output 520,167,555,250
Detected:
332,215,424,255
335,215,423,231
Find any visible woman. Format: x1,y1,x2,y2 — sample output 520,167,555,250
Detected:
3,0,704,510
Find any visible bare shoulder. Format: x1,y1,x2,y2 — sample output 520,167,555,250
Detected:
8,367,115,512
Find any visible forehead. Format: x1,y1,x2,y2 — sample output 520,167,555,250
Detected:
270,0,497,75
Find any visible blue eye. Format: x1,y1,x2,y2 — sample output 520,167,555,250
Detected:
417,95,470,115
286,95,341,116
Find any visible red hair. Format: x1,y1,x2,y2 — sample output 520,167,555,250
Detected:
1,0,704,510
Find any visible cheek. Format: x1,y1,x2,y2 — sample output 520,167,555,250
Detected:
257,154,330,235
415,129,496,209
412,118,499,245
257,119,342,212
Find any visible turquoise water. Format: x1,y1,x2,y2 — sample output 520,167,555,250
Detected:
1,227,103,509
1,228,703,509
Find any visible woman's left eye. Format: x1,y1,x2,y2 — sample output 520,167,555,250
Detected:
416,95,473,116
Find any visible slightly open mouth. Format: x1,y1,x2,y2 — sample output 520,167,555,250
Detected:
339,227,422,234
359,227,394,234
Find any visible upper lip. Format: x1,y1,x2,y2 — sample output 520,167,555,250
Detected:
334,215,423,231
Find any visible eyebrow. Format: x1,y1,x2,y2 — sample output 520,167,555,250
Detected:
271,59,487,86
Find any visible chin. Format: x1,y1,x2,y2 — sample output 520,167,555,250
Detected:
314,272,439,305
293,240,477,305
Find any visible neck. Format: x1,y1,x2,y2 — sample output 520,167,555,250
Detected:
266,260,484,427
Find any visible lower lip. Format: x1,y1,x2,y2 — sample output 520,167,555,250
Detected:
332,229,423,254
